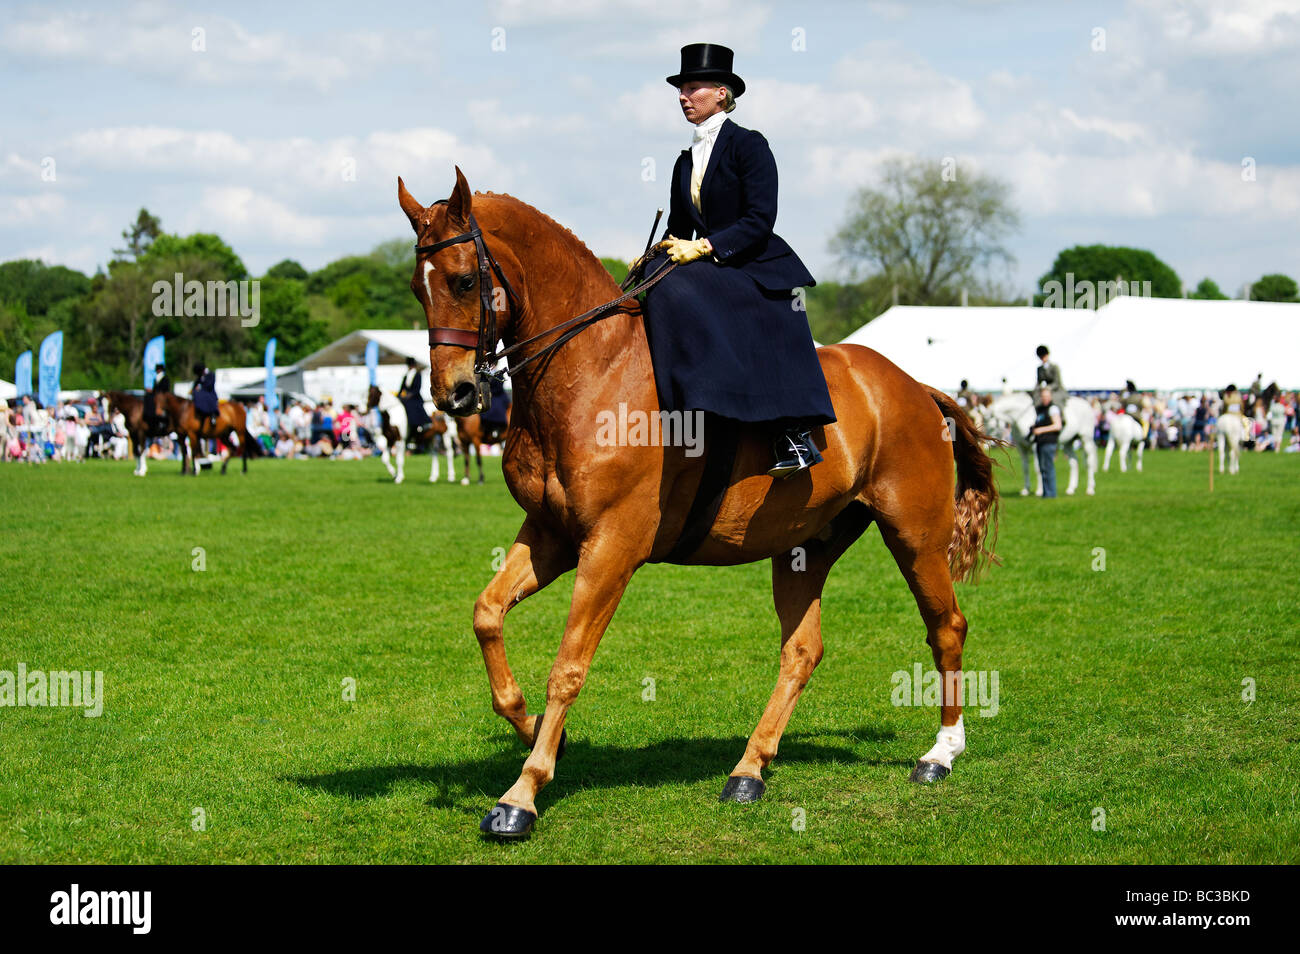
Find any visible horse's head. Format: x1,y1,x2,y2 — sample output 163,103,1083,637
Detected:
365,385,381,413
400,167,498,417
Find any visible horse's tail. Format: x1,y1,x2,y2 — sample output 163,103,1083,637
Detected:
927,386,1004,583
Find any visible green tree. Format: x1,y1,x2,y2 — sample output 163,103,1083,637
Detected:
265,259,309,282
247,277,330,364
1037,245,1181,304
1190,277,1228,300
830,156,1020,305
1249,273,1298,302
114,208,162,261
601,257,629,286
143,232,247,280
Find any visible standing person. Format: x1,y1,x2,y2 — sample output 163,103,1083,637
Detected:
637,43,835,477
398,357,432,438
1030,386,1062,498
1035,346,1067,408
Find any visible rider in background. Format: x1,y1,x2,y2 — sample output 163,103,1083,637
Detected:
1035,345,1067,409
191,362,219,454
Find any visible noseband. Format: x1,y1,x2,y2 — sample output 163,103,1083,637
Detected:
415,208,520,411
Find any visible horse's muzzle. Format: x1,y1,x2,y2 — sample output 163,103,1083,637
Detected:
448,379,482,417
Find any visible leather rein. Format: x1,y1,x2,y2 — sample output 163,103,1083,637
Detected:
415,207,676,396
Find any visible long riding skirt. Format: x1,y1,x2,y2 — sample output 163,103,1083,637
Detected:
641,254,835,426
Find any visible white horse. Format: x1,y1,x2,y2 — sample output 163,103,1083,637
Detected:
1103,410,1144,473
987,393,1098,496
1216,413,1245,474
368,387,457,484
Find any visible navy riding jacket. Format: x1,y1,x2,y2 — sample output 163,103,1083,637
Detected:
663,118,815,292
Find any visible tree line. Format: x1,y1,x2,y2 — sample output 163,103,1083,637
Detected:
3,158,1295,390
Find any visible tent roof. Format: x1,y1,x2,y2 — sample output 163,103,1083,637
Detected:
1066,296,1300,391
839,304,1095,392
838,298,1300,392
0,378,14,400
294,330,430,371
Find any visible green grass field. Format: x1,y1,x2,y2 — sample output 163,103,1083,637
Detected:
2,446,1297,864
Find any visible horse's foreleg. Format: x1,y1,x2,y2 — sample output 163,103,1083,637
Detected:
394,437,405,484
476,443,485,484
724,505,873,802
1065,442,1080,494
878,522,969,784
483,534,636,839
445,441,456,483
1218,433,1226,473
474,519,578,746
1103,438,1114,472
429,442,440,482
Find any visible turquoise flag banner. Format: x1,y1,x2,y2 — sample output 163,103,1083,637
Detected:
38,331,62,407
365,340,378,386
264,338,278,429
143,336,165,389
15,350,32,397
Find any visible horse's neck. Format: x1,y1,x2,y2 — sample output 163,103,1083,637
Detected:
484,199,652,420
379,392,400,413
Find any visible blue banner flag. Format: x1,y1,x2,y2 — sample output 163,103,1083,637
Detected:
15,350,32,398
38,331,62,407
143,336,165,389
264,338,278,428
365,340,378,387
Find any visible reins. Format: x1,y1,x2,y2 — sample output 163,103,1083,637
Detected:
415,208,675,387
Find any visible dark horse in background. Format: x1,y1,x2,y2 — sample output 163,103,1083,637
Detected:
454,382,510,485
105,390,177,477
399,169,1001,840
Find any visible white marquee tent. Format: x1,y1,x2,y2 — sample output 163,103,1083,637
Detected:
839,297,1300,392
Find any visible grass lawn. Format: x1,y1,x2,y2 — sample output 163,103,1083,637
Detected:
1,446,1297,863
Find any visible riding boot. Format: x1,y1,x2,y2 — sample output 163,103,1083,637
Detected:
767,424,823,478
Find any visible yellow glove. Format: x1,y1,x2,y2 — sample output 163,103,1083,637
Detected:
665,237,712,264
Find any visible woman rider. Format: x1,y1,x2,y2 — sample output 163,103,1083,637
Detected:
639,44,835,477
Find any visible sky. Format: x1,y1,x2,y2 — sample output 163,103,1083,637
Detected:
2,0,1298,298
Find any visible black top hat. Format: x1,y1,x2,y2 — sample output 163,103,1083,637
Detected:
666,43,745,97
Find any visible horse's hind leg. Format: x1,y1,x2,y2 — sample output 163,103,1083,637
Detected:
477,444,485,484
723,503,873,802
877,518,969,783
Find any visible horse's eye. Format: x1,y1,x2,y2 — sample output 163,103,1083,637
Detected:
456,274,475,295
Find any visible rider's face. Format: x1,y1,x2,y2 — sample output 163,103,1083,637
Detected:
679,81,725,124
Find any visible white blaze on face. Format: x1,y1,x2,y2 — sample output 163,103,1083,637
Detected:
422,260,436,306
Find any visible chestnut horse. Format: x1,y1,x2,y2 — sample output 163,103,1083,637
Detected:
454,408,510,485
156,392,255,475
400,169,1001,839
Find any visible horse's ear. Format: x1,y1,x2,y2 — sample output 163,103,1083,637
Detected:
398,176,423,232
446,166,472,229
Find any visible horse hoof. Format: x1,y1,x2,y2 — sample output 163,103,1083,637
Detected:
719,775,765,803
529,713,566,760
1019,488,1029,496
479,802,536,840
909,760,950,783
460,477,469,486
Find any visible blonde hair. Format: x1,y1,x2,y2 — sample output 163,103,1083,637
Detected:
720,84,737,113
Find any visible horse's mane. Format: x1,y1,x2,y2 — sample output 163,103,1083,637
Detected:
476,191,620,290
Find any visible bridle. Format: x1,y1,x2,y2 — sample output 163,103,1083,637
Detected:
414,204,677,413
416,207,519,413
